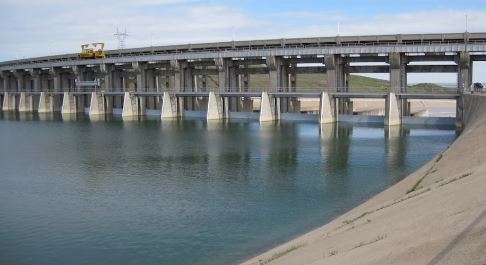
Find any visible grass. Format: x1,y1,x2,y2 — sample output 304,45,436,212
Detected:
256,243,307,265
353,234,387,249
196,74,451,93
438,172,473,187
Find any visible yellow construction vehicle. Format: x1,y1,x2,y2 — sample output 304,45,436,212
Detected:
78,43,106,59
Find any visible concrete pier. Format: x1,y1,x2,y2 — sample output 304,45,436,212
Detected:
61,92,81,114
319,92,336,124
207,92,224,120
38,92,55,113
385,93,401,126
122,92,141,119
89,92,106,117
161,92,178,119
260,92,276,123
2,92,15,111
18,92,34,112
0,32,479,126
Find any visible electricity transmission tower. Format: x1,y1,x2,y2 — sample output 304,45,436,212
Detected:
114,28,128,49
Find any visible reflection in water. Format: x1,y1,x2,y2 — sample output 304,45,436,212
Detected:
321,123,353,174
385,125,408,171
0,115,456,265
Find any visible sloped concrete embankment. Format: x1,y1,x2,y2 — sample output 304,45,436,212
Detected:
241,94,486,265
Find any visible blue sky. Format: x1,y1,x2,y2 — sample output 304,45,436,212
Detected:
0,0,485,82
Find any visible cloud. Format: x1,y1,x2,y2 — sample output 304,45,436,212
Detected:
274,11,346,21
0,2,486,62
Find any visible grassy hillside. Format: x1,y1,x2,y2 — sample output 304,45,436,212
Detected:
197,74,451,93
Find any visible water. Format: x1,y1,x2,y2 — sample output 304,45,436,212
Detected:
0,113,456,265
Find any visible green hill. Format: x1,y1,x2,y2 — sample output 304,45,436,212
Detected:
200,74,451,93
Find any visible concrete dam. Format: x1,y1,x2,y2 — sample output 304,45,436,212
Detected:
1,32,485,126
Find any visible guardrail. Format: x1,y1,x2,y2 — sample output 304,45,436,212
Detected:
1,39,485,68
0,86,462,95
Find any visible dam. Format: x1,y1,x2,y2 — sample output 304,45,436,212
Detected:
1,32,484,126
0,33,484,265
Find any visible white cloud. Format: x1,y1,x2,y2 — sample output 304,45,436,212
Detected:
1,4,486,63
274,11,346,21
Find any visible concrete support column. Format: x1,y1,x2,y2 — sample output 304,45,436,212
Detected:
0,72,4,91
181,62,193,92
19,92,34,112
161,92,178,119
201,74,207,91
145,69,156,109
259,92,277,123
319,92,336,124
389,52,406,93
89,92,106,117
169,60,182,92
29,70,41,92
207,91,224,120
72,66,83,90
325,54,346,92
2,92,15,111
38,92,54,113
112,70,123,91
14,71,24,92
385,92,401,126
122,92,141,119
50,67,61,92
457,51,472,92
267,56,284,92
62,92,83,114
389,52,408,115
131,62,146,92
1,72,8,91
216,58,228,92
325,54,349,114
97,64,113,91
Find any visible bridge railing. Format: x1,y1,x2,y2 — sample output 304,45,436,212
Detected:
0,86,462,95
107,40,486,58
2,39,486,68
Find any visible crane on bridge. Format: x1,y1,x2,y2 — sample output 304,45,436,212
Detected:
78,43,106,59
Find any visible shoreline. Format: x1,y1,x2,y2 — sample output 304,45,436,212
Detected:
240,94,486,265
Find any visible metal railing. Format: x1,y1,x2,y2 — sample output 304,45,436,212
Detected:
0,86,462,95
2,39,486,68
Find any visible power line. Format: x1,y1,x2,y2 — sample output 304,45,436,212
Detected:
114,28,128,49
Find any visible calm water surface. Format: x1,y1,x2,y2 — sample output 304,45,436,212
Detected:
0,113,456,265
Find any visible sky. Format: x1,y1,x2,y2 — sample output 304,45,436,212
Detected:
0,0,486,83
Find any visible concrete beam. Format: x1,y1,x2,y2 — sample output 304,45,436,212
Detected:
407,55,456,62
407,65,457,73
345,56,388,63
235,67,268,75
295,67,326,74
348,65,389,73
